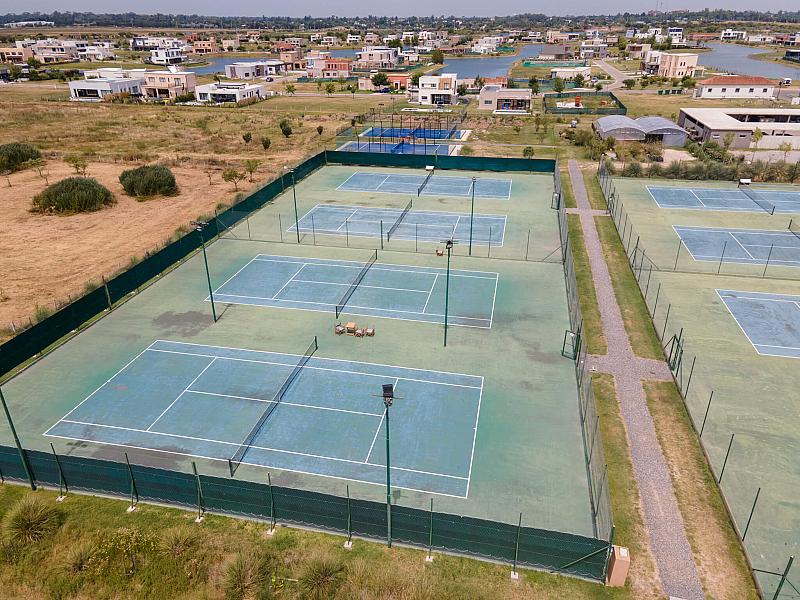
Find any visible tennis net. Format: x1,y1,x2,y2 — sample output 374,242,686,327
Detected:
386,199,413,241
417,169,435,196
789,218,800,241
335,250,378,318
739,185,775,215
228,336,319,476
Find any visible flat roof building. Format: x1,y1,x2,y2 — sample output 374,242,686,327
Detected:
478,85,532,113
678,107,800,149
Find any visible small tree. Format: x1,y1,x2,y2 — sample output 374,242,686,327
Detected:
64,154,88,176
573,74,586,88
457,83,467,96
316,125,324,136
474,75,484,89
552,77,565,94
324,82,336,95
410,72,422,87
431,49,444,64
594,82,603,91
623,79,636,90
371,72,389,88
778,141,792,163
242,132,252,144
285,83,296,95
260,136,271,151
751,128,764,161
346,83,357,97
243,159,261,182
279,119,293,138
534,113,542,133
528,77,539,95
523,146,535,159
0,156,12,187
222,168,246,191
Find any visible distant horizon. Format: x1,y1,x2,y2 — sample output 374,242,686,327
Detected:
5,2,800,19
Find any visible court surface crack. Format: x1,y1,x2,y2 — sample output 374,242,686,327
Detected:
568,159,704,600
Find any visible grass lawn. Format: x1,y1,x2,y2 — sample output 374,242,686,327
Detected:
0,484,631,599
594,216,663,360
582,168,608,211
643,381,759,600
561,166,577,209
568,215,607,355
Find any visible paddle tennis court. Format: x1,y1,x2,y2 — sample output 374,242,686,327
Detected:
44,340,482,497
211,254,497,328
674,225,800,267
290,205,506,246
337,171,512,199
648,185,800,213
362,126,465,140
718,290,800,359
338,141,453,155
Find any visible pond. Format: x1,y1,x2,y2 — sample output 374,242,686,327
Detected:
699,43,800,80
439,44,542,79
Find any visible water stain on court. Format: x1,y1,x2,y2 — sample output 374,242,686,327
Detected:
152,310,209,337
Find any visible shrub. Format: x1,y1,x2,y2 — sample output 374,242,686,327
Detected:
298,554,344,600
3,494,63,545
159,526,201,559
32,177,115,214
61,540,95,574
222,551,271,600
119,165,178,198
279,119,292,138
0,142,41,171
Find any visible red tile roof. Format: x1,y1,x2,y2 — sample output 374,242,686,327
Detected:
700,75,776,86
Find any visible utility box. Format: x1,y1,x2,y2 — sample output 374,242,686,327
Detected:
606,545,630,587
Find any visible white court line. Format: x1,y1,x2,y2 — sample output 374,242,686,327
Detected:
689,189,708,207
270,263,306,299
716,289,770,357
212,256,259,295
291,278,430,294
334,171,360,191
187,389,384,418
452,215,461,239
728,232,757,260
252,256,499,279
488,273,499,328
422,273,438,313
146,358,217,431
42,341,158,435
149,348,485,389
334,209,358,231
465,377,484,494
365,407,386,463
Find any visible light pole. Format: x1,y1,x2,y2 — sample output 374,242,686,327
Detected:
442,239,454,346
382,383,394,547
469,177,476,256
285,166,300,243
192,221,217,323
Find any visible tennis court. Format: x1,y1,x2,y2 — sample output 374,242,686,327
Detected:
674,225,800,267
212,254,497,328
362,126,465,140
337,171,512,199
290,205,506,246
718,290,800,359
338,141,453,155
44,339,482,497
648,185,800,213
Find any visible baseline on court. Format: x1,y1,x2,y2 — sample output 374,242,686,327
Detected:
211,254,498,328
717,290,800,359
673,225,800,267
289,204,507,246
648,185,800,213
44,340,481,497
336,171,512,199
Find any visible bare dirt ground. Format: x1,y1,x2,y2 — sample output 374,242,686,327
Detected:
0,161,250,338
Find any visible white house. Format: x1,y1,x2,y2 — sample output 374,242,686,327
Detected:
79,44,115,61
747,34,775,44
694,75,776,99
415,73,458,106
130,36,184,51
195,82,266,104
721,29,747,41
354,46,399,69
225,59,285,79
69,77,144,101
321,36,338,46
346,34,361,44
550,66,592,80
150,48,186,65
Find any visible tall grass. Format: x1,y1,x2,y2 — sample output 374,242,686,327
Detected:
2,494,63,546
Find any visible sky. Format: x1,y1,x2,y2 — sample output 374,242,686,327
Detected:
9,1,800,18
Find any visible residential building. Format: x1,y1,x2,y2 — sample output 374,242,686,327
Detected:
150,48,186,65
129,36,184,51
285,37,306,48
678,107,800,149
399,49,420,64
694,75,776,99
246,30,263,43
0,46,33,64
580,39,608,60
80,44,116,61
346,34,361,44
225,59,285,79
142,68,197,100
667,27,684,44
721,29,747,42
546,30,580,43
644,51,702,78
18,38,85,63
364,33,381,45
280,49,306,71
195,81,266,104
786,49,800,63
401,32,416,43
83,67,147,79
69,76,144,101
221,36,243,52
354,46,399,69
358,73,410,91
747,34,775,44
415,73,458,106
550,66,592,80
321,36,338,46
627,43,651,61
524,31,543,42
538,44,575,60
306,56,351,79
782,33,800,47
192,39,219,54
478,85,532,113
3,20,55,28
383,34,399,44
605,35,619,46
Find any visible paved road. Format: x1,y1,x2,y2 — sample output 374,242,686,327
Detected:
594,60,626,90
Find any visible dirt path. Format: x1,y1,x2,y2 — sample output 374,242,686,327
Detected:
567,159,704,600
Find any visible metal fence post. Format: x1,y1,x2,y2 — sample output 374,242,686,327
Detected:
267,472,276,534
102,277,112,310
344,485,353,550
772,556,794,600
525,229,531,261
742,487,761,542
426,498,435,562
511,512,522,579
345,218,350,247
684,356,697,397
718,433,735,484
0,387,35,490
661,304,671,342
700,391,714,438
673,239,683,271
278,214,284,242
311,215,317,245
717,240,728,274
124,453,139,513
50,443,67,502
192,462,205,523
380,220,384,250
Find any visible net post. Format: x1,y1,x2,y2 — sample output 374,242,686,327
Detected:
267,472,276,534
415,223,418,252
525,229,530,261
125,453,139,513
762,243,774,278
380,220,384,250
673,238,683,271
717,433,735,484
343,484,353,549
192,462,205,523
102,276,112,310
510,512,522,580
0,386,35,491
700,391,714,437
245,213,251,240
50,443,67,502
278,214,284,242
345,217,349,247
425,497,434,562
311,214,317,245
488,226,492,258
742,486,761,542
717,240,728,274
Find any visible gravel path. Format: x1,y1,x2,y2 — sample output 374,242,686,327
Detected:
568,160,704,600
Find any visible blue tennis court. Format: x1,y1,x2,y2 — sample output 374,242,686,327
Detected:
649,185,800,213
337,171,512,199
674,226,800,267
362,126,465,140
290,204,506,246
212,254,498,328
44,340,482,496
718,290,800,359
338,140,452,155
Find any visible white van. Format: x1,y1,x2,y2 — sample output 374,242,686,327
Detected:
781,78,792,85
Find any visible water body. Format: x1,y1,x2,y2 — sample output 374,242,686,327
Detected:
439,44,542,79
699,42,800,80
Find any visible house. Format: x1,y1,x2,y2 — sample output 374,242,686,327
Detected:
83,67,147,79
306,57,351,79
383,34,399,44
539,44,574,60
644,51,702,78
150,48,186,65
225,59,285,79
524,31,543,42
80,44,115,62
129,36,184,51
192,39,219,54
747,34,775,44
401,32,416,43
346,34,361,45
359,73,410,91
321,36,338,46
69,76,144,101
221,36,243,52
0,46,33,64
280,49,306,70
399,49,420,64
246,30,263,43
786,49,800,63
414,73,458,106
195,81,266,104
478,85,532,113
678,107,800,149
580,39,608,60
364,33,381,45
546,31,580,43
142,67,197,100
667,27,684,44
550,66,592,81
354,46,399,69
782,33,800,47
284,37,306,48
309,33,321,43
18,38,85,63
627,43,651,61
695,76,776,99
721,29,747,42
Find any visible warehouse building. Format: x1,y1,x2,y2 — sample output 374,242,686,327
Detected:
593,115,687,146
678,107,800,149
